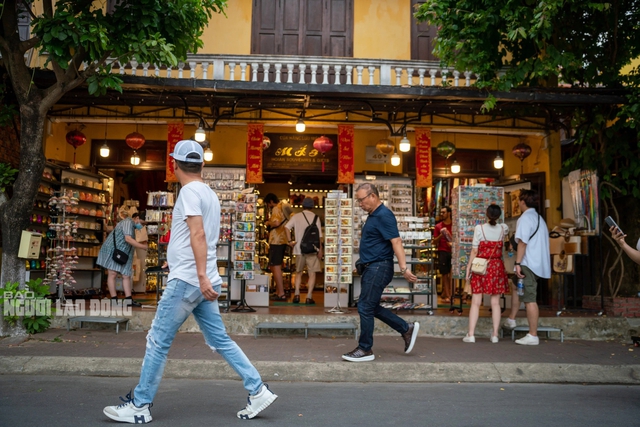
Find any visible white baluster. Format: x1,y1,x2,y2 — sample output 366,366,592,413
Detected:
368,66,376,85
119,61,125,75
154,64,160,77
240,63,247,81
453,70,460,86
229,62,236,81
418,68,426,86
407,68,414,86
395,67,403,86
274,63,282,83
166,66,172,78
346,65,353,85
334,65,341,85
356,66,364,85
298,64,306,83
310,65,318,84
262,63,271,82
142,63,150,77
178,62,185,79
464,71,472,87
429,69,437,86
287,64,294,83
130,59,138,76
188,61,196,79
322,65,330,84
202,62,209,80
441,68,449,85
251,63,259,82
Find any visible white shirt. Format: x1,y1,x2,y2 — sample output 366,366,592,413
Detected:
472,223,509,248
167,181,222,287
285,210,322,255
515,208,551,279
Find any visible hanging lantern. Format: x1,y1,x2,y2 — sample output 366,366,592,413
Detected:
436,140,456,159
65,130,86,149
262,135,271,150
313,135,334,172
376,139,395,156
125,131,146,150
512,142,532,161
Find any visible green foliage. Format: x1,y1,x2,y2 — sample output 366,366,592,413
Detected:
414,0,640,199
0,163,19,194
0,279,55,335
31,0,228,96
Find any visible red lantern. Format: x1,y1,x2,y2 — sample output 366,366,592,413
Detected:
125,132,146,150
313,135,333,172
65,130,86,149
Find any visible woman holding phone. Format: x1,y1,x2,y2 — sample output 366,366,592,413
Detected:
609,218,640,265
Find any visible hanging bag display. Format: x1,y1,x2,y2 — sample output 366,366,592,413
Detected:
564,235,582,255
471,226,503,276
552,250,574,274
112,229,129,265
548,231,566,255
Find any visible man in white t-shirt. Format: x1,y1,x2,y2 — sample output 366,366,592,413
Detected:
285,197,323,304
103,140,277,423
504,190,550,346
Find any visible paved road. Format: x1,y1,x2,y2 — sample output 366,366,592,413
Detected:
1,375,639,427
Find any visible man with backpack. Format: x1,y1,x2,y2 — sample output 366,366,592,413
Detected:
285,197,323,304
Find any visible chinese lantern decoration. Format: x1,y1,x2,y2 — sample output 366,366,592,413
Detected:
313,135,334,172
66,130,86,165
436,140,456,159
262,135,271,150
125,131,146,150
512,141,532,173
376,139,395,156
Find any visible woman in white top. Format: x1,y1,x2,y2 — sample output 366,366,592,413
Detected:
463,205,509,343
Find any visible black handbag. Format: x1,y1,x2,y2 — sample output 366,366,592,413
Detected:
112,229,129,265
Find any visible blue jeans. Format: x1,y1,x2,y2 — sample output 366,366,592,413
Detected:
133,279,263,405
357,260,409,351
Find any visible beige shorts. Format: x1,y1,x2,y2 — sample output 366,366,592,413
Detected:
295,254,321,273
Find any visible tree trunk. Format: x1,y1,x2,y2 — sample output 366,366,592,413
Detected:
0,105,46,337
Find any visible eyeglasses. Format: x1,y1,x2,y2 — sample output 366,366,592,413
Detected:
356,193,373,204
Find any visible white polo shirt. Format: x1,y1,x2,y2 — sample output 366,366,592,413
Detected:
515,208,551,279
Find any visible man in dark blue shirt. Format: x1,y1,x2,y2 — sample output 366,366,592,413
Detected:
343,183,420,362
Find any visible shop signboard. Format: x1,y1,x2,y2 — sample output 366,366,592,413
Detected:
263,133,338,174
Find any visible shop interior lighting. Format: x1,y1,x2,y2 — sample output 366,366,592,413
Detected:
204,146,213,162
130,151,141,166
399,132,410,152
390,151,401,166
99,142,110,157
195,120,206,142
450,159,461,174
493,153,504,169
295,117,306,132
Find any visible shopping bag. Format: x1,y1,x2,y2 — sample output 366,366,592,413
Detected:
548,231,565,255
564,236,582,255
552,251,574,274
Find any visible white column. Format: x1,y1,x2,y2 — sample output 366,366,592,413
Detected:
322,65,330,84
356,66,364,85
251,63,259,82
142,63,150,77
407,68,414,86
166,66,173,78
333,65,341,85
345,65,353,85
464,71,472,87
213,59,225,80
178,62,185,79
202,62,210,80
154,64,160,77
298,64,307,83
189,61,196,79
418,68,426,86
441,68,449,85
274,63,282,83
119,61,125,75
240,63,247,81
395,67,403,86
130,59,138,76
262,63,271,82
310,64,318,84
368,66,375,85
453,70,460,87
286,64,294,83
228,62,236,81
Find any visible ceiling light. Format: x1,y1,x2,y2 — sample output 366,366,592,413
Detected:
493,153,504,169
195,122,206,142
204,147,213,162
130,151,141,166
450,159,461,174
390,152,401,166
399,135,410,152
99,142,110,157
295,118,306,132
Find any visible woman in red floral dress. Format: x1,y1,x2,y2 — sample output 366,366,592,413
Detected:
463,205,509,343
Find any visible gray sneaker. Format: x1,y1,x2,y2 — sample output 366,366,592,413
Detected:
503,318,517,330
237,384,278,419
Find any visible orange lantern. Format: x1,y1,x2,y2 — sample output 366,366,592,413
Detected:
125,131,146,150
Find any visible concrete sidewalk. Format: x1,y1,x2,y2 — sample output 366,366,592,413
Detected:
1,328,639,384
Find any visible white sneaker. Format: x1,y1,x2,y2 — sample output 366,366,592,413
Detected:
237,384,278,419
103,392,152,424
503,318,517,330
462,335,475,343
490,336,499,344
515,333,539,345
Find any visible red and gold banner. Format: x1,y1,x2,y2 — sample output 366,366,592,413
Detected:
337,124,354,184
415,127,432,188
246,124,264,183
166,122,184,182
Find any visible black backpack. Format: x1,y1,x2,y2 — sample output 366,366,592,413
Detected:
299,213,321,254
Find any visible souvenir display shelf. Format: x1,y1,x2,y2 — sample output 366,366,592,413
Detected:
144,191,174,301
230,190,260,312
451,185,505,279
323,191,352,311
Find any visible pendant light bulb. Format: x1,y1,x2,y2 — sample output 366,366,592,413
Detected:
296,118,306,132
99,142,110,157
493,153,504,169
399,136,410,152
390,152,401,167
131,151,140,166
204,147,213,162
450,159,461,174
195,124,206,142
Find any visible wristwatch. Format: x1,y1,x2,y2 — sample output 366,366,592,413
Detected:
400,267,408,274
514,262,521,266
